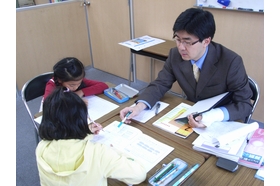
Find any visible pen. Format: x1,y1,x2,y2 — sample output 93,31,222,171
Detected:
88,116,104,131
156,168,178,185
153,163,175,182
172,164,200,186
158,165,179,184
155,102,161,116
118,111,132,128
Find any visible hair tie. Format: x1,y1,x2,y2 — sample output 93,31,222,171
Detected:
63,87,70,92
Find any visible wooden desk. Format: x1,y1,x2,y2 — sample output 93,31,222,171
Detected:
34,82,138,124
131,92,210,159
101,115,205,186
129,39,176,83
182,156,263,186
96,89,263,185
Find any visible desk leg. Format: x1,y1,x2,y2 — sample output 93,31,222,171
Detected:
151,58,155,81
129,52,137,85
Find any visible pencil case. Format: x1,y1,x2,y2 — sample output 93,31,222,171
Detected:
104,84,139,104
148,158,188,186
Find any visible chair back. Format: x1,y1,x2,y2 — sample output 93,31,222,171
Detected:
245,76,260,123
22,72,54,102
21,72,53,143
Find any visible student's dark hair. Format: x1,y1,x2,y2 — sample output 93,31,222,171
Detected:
172,8,216,41
53,57,86,86
39,87,92,140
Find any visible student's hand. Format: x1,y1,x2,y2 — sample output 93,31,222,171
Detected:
89,122,103,135
74,90,84,98
82,98,88,106
119,102,147,124
188,114,206,128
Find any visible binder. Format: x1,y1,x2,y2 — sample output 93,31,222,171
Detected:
175,92,232,123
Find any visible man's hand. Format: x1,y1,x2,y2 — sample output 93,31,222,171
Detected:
119,102,147,124
188,114,206,128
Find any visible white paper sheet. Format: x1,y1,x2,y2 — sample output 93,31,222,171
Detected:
91,121,174,171
193,121,259,146
34,95,119,124
130,101,169,123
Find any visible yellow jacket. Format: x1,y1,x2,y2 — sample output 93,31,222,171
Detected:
36,135,146,186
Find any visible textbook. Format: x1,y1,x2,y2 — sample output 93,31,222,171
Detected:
91,121,174,172
192,121,259,162
119,35,165,51
238,128,264,169
152,103,194,138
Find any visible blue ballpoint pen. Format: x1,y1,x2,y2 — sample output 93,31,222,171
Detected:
118,111,132,128
172,164,200,186
155,102,161,116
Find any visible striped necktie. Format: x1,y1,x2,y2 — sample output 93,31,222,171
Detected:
193,63,200,82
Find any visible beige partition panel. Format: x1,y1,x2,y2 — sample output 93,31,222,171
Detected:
87,0,131,79
133,0,264,122
16,1,91,90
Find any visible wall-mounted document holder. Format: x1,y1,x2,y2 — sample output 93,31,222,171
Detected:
148,158,188,186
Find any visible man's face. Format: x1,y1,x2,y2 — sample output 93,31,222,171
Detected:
173,30,210,61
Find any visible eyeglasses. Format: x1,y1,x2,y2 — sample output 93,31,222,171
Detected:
173,38,200,47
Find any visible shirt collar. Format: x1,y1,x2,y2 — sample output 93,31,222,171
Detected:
190,46,208,69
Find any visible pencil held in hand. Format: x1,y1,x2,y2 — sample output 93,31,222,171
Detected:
118,111,132,128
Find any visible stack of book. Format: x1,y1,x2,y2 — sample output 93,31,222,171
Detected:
192,121,260,163
238,128,264,169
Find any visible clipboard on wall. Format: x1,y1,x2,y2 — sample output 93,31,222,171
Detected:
175,92,232,124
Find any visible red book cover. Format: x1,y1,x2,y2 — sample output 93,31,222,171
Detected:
238,128,264,169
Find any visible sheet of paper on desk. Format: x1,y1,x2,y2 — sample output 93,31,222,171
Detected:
86,95,119,121
118,35,165,51
34,95,119,124
131,101,169,123
192,133,247,161
192,121,259,162
91,121,174,172
193,121,259,146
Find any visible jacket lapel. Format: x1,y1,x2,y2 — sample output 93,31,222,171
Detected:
196,44,218,96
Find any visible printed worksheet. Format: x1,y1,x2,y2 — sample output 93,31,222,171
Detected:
91,121,174,171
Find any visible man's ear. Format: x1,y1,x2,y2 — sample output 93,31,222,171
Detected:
203,37,211,47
